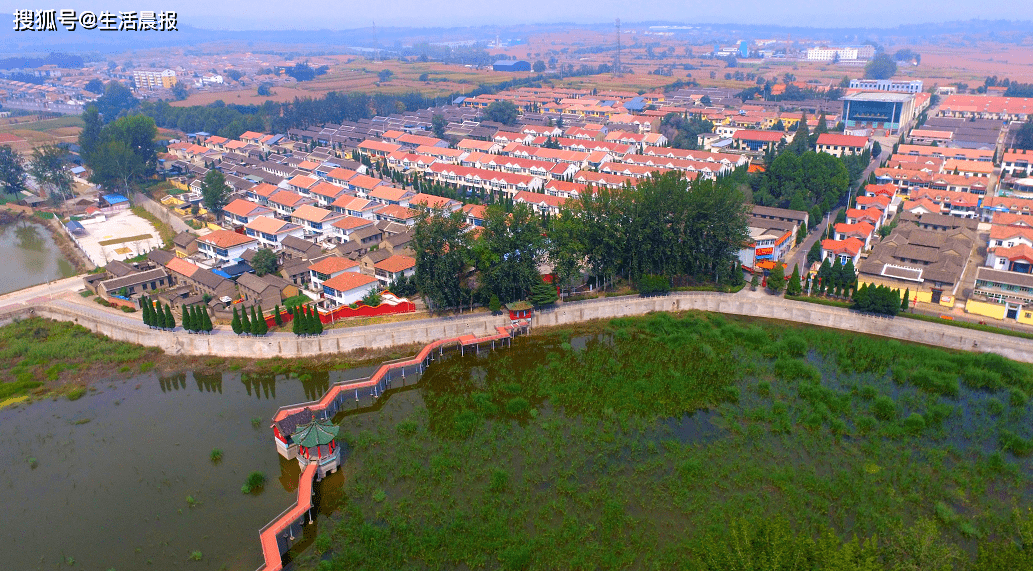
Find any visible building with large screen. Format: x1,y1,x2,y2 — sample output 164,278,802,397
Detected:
841,92,916,135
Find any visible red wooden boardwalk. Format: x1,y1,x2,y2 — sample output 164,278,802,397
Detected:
255,323,524,571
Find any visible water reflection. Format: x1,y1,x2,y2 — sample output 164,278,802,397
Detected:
0,220,77,294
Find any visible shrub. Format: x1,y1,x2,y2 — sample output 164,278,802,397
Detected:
637,274,670,296
241,471,266,494
1009,387,1028,408
903,412,926,434
987,398,1005,415
66,387,85,401
210,449,223,462
1000,430,1033,456
505,397,530,416
774,358,820,382
488,468,509,493
858,385,878,401
120,306,136,313
872,395,896,421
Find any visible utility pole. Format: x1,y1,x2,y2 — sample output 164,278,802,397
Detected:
613,18,623,77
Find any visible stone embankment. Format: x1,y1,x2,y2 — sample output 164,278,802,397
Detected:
3,291,1030,363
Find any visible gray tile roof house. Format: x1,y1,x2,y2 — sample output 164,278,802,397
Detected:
281,236,324,260
236,272,283,307
98,268,170,297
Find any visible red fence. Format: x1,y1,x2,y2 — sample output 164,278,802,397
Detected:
264,294,416,327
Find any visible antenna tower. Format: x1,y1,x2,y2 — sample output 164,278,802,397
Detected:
613,18,623,77
372,20,379,62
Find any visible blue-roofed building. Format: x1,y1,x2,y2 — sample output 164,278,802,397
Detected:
99,193,130,214
623,97,646,112
493,60,531,72
65,219,86,235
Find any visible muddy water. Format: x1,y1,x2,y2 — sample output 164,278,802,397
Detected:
0,220,76,295
0,365,377,571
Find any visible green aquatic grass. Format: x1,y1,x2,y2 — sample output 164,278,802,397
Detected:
292,312,1033,571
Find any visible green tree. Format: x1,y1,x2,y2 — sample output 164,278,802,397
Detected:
240,305,251,335
864,53,898,80
274,304,283,326
1014,122,1033,151
767,263,785,293
250,305,262,336
164,303,175,330
231,306,242,335
257,305,268,335
200,169,231,220
29,145,73,204
312,308,323,335
200,305,212,332
412,208,471,311
182,305,191,332
786,264,802,296
377,69,394,83
251,249,277,276
93,80,138,120
141,295,152,326
488,294,502,314
483,100,519,125
84,79,105,94
529,278,558,307
86,114,158,191
475,203,545,303
431,114,448,139
750,273,759,290
77,105,102,163
291,306,301,335
901,287,910,311
0,145,27,196
257,83,272,97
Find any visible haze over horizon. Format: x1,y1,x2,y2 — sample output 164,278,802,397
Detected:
12,0,1033,31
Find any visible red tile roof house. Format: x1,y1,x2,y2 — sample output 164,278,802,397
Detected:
291,204,345,242
308,256,361,291
330,215,376,243
321,271,380,306
347,174,388,198
197,230,258,263
326,167,359,186
374,254,416,286
845,207,885,228
288,174,320,196
309,181,349,206
514,190,566,216
246,182,282,206
357,140,402,158
821,237,865,268
986,242,1033,274
815,133,871,158
222,198,273,227
409,193,462,212
331,195,381,220
731,129,784,153
244,216,306,249
268,190,316,218
463,203,487,229
375,204,417,226
368,186,415,207
833,221,877,250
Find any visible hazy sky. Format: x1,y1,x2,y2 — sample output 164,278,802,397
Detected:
7,1,1032,30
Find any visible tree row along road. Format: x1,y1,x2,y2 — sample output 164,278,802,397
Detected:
4,289,1031,363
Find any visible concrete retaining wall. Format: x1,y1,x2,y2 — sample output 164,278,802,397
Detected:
5,292,1032,363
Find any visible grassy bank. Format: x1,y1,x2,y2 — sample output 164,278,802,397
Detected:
0,317,160,401
296,312,1033,571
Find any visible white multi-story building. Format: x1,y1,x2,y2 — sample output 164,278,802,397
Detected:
849,79,924,94
805,47,858,62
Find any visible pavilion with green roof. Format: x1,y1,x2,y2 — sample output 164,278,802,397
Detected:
293,418,342,480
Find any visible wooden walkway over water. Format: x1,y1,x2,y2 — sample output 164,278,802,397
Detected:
255,322,526,571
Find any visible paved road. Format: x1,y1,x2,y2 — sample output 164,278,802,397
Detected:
0,275,86,312
133,192,193,234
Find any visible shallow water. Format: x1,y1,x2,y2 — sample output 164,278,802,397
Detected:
0,365,378,571
0,220,76,295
